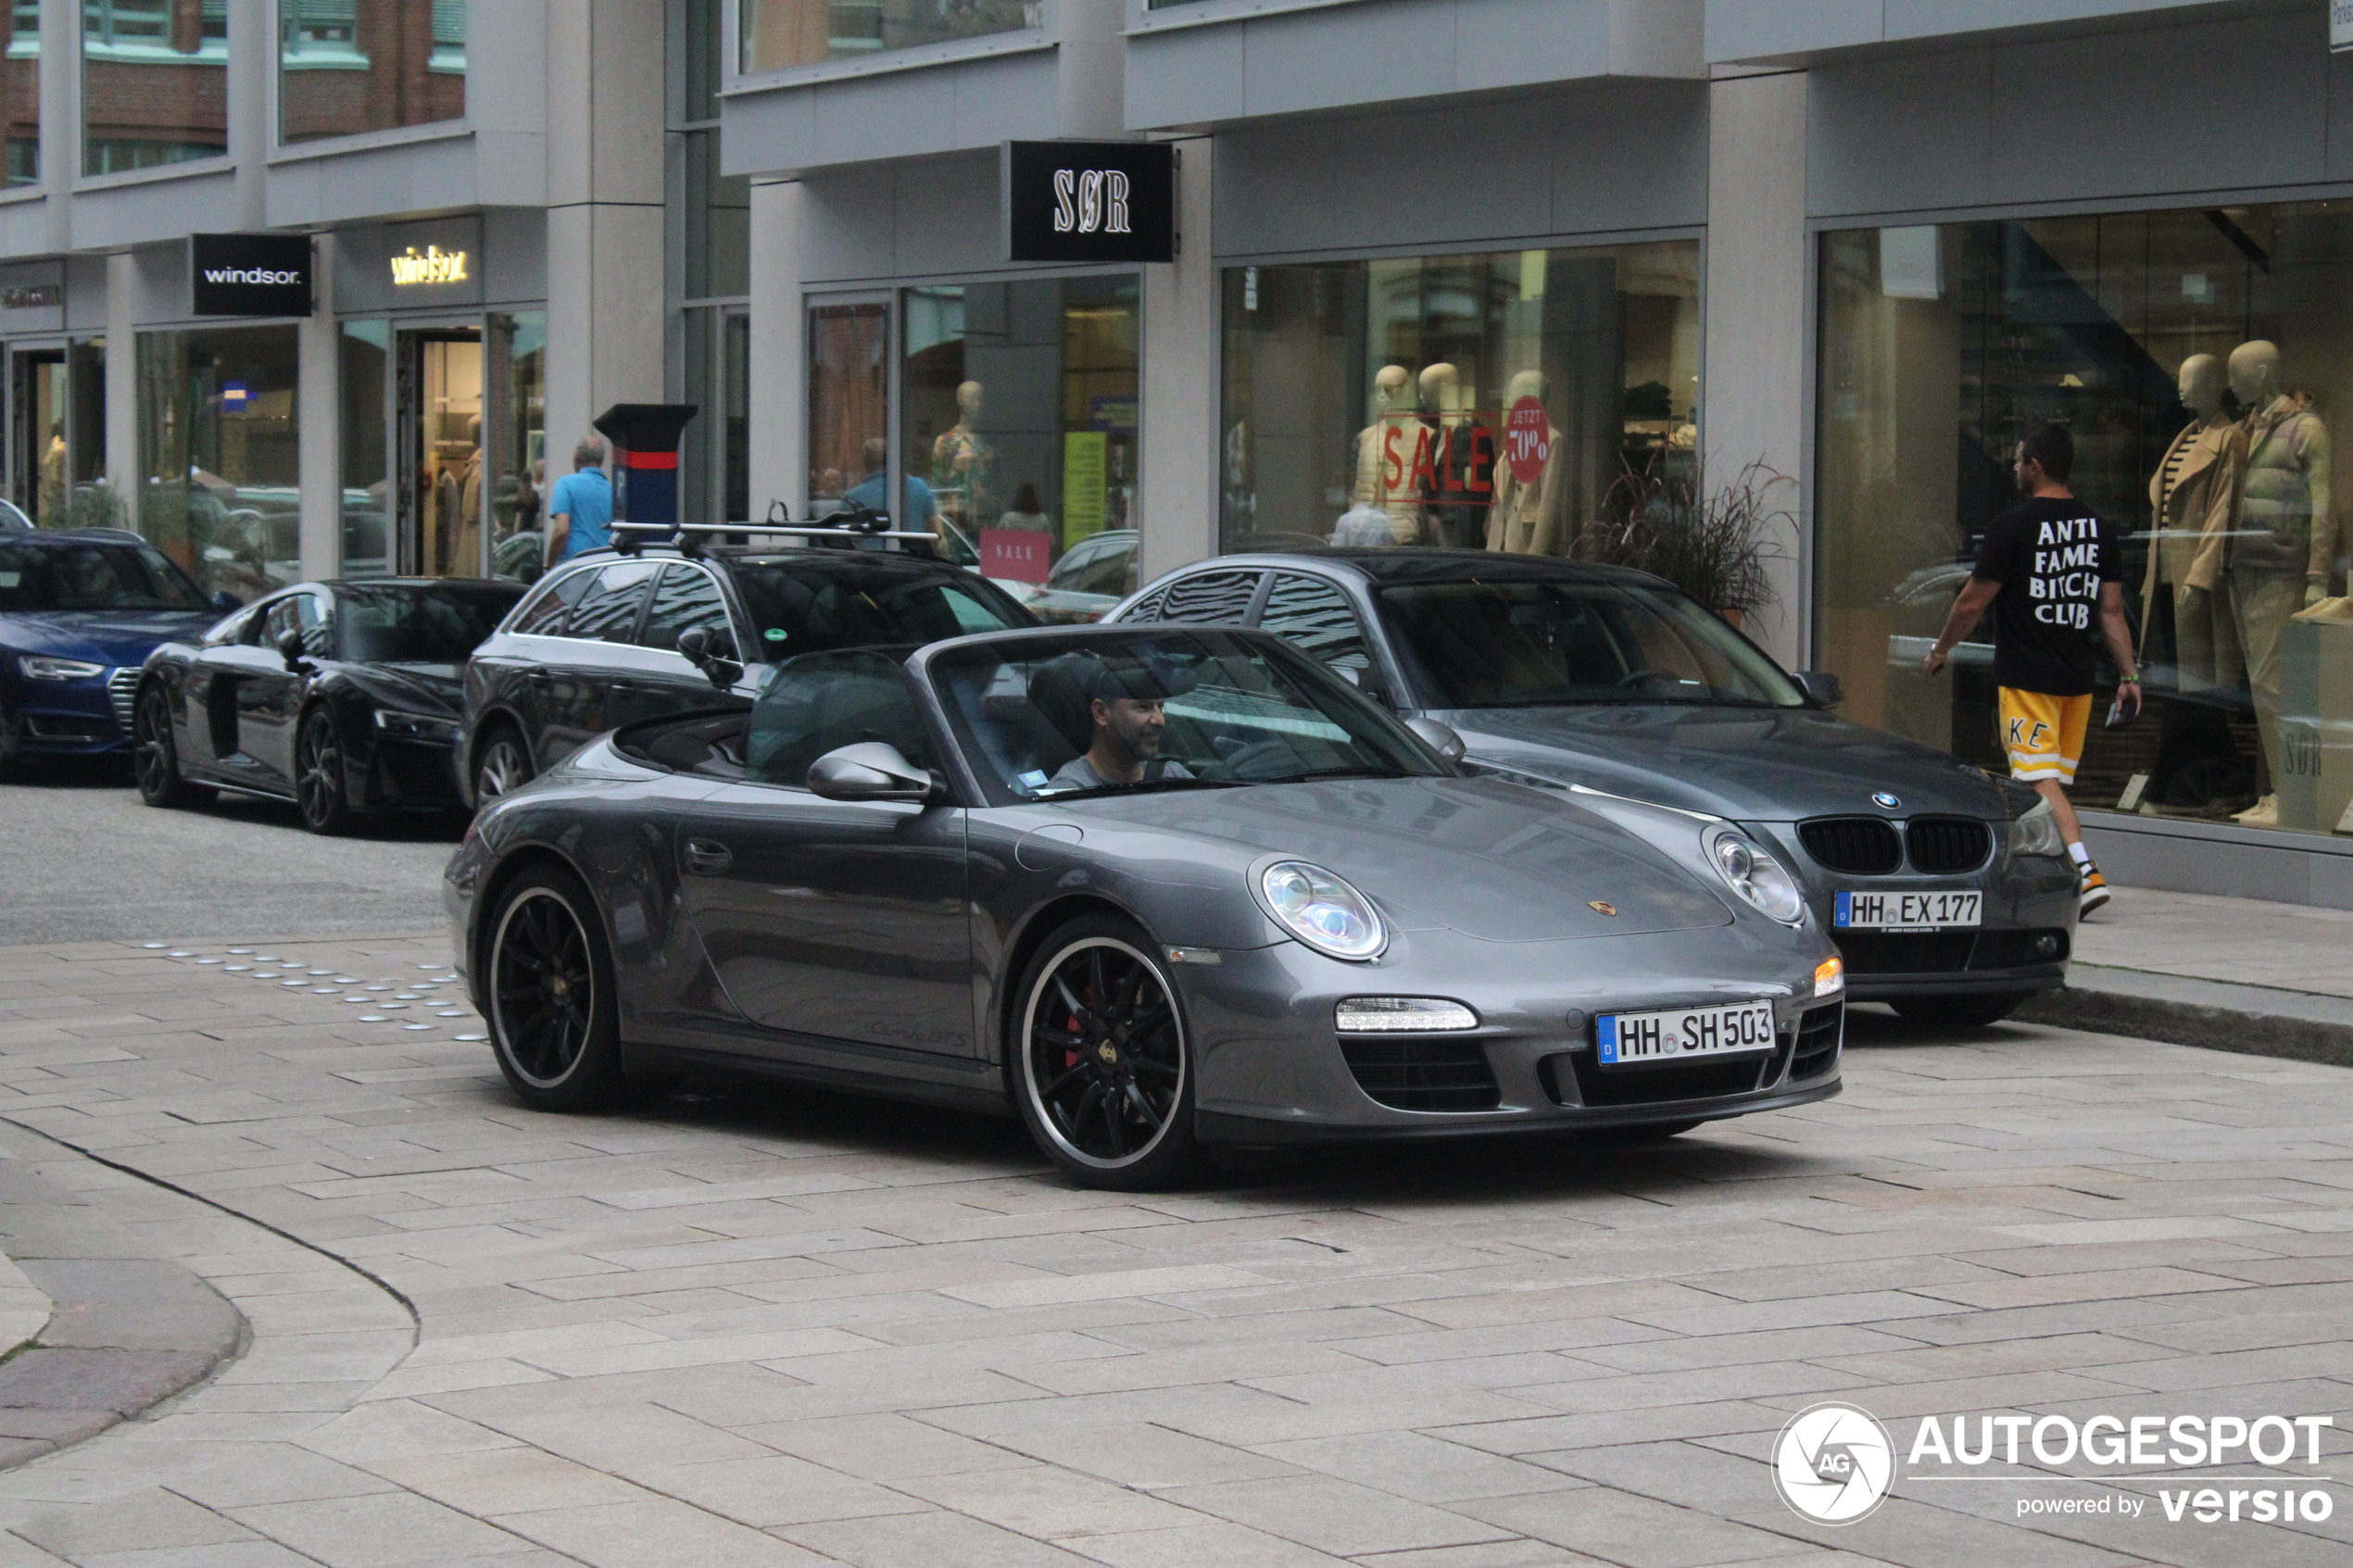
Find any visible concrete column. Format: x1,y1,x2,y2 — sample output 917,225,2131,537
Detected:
105,254,137,529
746,178,804,523
297,234,338,579
228,0,269,230
1137,136,1214,583
39,0,73,252
543,0,667,487
1702,69,1809,667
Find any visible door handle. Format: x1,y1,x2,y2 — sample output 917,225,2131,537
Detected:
526,670,552,686
682,838,733,875
610,679,635,693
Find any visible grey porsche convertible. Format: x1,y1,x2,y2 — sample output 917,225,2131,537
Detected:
445,624,1846,1187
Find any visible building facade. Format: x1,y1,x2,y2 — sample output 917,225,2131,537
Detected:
2,0,2348,906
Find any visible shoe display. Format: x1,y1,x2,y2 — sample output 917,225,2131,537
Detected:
2235,794,2280,827
2079,860,2110,917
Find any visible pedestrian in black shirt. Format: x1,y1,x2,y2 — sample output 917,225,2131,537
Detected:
1921,423,2141,915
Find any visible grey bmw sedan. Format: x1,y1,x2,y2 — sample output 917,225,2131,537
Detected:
446,624,1845,1187
1108,551,2079,1025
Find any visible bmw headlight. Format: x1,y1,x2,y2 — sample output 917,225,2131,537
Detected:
1706,829,1806,925
374,709,461,744
1256,859,1387,961
2007,797,2067,859
18,655,105,681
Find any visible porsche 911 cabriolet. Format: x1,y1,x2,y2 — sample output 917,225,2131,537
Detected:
446,624,1847,1187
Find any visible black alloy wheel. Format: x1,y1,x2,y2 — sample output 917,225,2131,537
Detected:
132,684,213,809
474,725,533,804
485,866,624,1111
1891,990,2031,1028
296,708,357,835
1013,915,1197,1189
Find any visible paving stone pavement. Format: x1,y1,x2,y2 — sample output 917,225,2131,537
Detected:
0,934,2346,1567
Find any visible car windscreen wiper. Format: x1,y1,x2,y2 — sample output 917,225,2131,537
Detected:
1028,776,1249,801
1249,767,1409,785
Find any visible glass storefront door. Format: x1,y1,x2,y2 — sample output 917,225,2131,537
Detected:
9,345,62,524
396,328,484,578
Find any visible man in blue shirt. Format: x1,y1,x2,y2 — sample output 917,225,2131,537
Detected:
546,436,614,564
840,437,939,542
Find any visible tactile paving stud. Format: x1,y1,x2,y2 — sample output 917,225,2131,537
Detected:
359,1015,387,1022
196,958,222,965
223,965,251,972
310,987,336,995
402,1022,433,1031
168,951,195,958
140,942,167,949
227,947,254,955
435,1010,466,1018
455,1033,486,1042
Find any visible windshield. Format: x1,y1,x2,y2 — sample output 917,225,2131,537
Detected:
729,559,1033,659
930,628,1447,807
337,583,524,664
0,540,207,613
1376,577,1806,709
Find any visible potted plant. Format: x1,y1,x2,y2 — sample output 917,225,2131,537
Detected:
1575,456,1793,626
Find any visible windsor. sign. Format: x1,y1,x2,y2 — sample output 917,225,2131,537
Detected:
191,233,313,317
1003,141,1176,265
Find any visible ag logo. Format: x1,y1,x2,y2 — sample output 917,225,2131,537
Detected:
1772,1401,1894,1524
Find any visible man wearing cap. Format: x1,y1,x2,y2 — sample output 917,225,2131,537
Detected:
1046,659,1195,792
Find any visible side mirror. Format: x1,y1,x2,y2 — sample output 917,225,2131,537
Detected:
807,741,942,804
677,624,743,690
275,626,310,671
210,591,244,613
1404,715,1466,764
1794,671,1844,709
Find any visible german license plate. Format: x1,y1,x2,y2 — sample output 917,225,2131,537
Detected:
1834,890,1982,931
1596,1000,1777,1065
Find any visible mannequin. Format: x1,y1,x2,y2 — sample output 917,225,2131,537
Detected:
1416,362,1489,549
2226,341,2334,826
2142,355,2246,693
1486,370,1565,555
931,380,994,530
1351,365,1419,543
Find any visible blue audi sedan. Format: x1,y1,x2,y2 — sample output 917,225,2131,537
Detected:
0,529,233,778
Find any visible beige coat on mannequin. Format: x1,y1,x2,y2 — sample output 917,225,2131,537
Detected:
1486,370,1566,555
2142,357,2246,686
1351,366,1420,544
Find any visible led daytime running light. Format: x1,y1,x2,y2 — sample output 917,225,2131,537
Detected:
1335,997,1478,1032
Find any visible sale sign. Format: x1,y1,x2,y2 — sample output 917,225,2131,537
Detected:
981,528,1052,584
1504,396,1551,484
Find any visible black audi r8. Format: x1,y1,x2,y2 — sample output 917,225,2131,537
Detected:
135,578,526,833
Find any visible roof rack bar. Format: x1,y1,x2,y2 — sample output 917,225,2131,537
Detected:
610,521,938,541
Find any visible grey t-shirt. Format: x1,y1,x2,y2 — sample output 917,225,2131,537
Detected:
1046,754,1194,792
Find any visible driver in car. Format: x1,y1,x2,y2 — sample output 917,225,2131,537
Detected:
1045,657,1198,793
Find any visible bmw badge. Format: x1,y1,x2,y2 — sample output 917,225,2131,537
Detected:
1870,792,1901,809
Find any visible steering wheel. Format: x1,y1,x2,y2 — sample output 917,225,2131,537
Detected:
1613,668,1685,691
1200,738,1293,780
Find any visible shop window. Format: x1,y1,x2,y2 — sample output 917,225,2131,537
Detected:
1818,205,2353,841
901,276,1139,593
137,326,300,601
83,0,228,174
340,320,388,576
2,2,36,186
1218,245,1700,559
279,0,465,146
739,0,1036,73
808,301,886,515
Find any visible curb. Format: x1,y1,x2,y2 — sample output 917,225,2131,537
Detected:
2018,965,2353,1069
0,1158,244,1468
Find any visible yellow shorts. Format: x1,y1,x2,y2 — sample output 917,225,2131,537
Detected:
1998,688,2093,784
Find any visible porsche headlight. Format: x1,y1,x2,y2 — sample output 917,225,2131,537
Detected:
1707,829,1806,925
18,655,105,681
1257,860,1387,960
2007,797,2067,859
